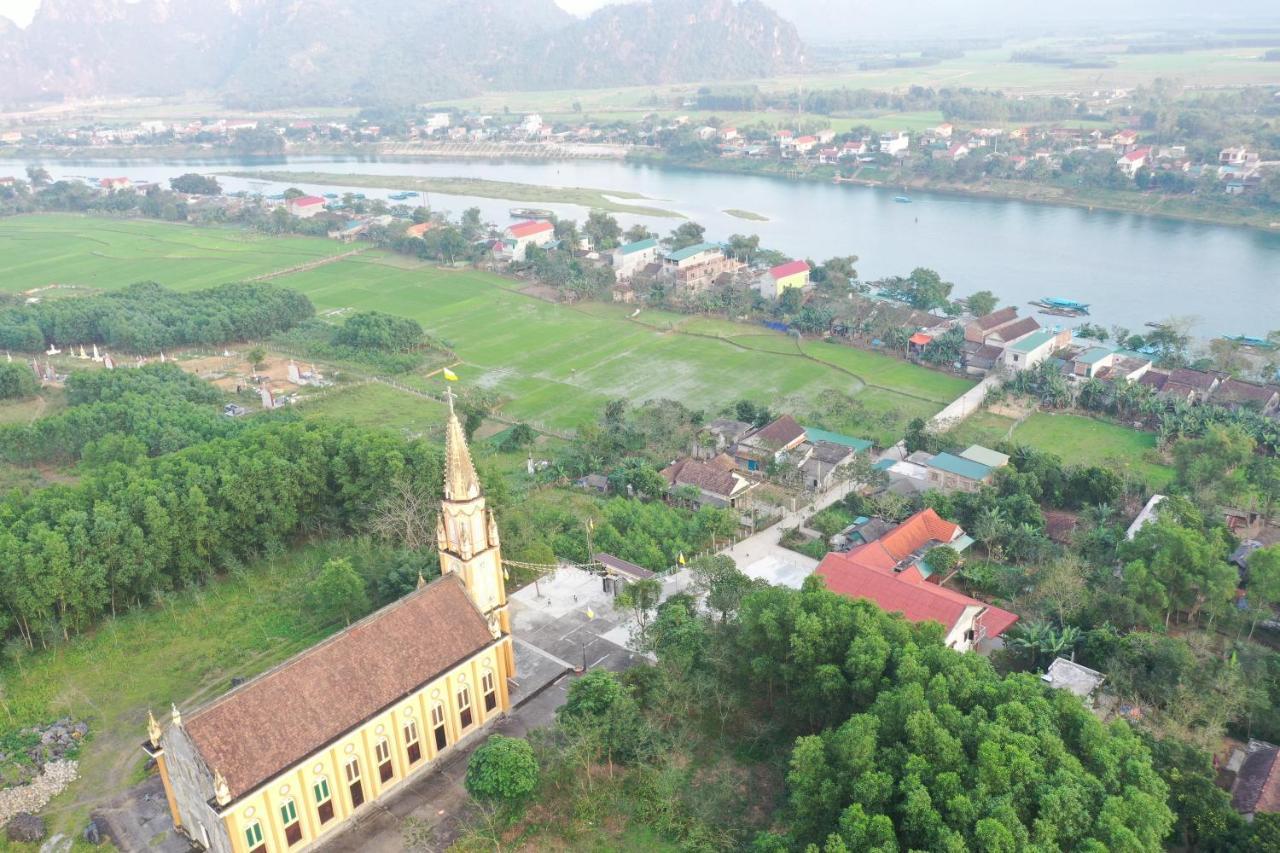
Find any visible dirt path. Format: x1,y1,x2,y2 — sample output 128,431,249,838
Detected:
246,247,367,282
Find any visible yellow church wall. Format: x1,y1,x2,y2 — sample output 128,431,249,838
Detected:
217,642,512,853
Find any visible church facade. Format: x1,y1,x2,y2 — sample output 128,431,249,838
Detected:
144,406,516,853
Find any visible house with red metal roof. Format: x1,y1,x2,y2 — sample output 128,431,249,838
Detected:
285,195,327,218
498,219,555,261
815,508,1016,651
760,259,810,300
1117,146,1153,178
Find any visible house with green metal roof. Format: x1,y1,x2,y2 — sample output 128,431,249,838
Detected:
803,427,873,453
959,444,1009,470
611,237,660,280
664,242,723,264
1003,327,1069,372
925,452,995,493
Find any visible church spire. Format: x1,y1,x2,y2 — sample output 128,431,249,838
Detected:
443,396,480,501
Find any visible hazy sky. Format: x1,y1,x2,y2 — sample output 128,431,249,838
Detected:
3,0,1276,37
0,0,37,26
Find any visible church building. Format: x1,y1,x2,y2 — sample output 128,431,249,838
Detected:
143,404,516,853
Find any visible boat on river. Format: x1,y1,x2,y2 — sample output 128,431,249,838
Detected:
1221,335,1277,350
510,207,554,219
894,195,912,204
1030,297,1090,316
388,191,415,200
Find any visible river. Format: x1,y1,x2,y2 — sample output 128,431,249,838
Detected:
12,155,1280,335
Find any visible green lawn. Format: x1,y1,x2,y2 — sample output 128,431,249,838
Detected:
0,215,347,293
0,216,972,446
1010,412,1173,488
295,381,450,435
941,410,1018,450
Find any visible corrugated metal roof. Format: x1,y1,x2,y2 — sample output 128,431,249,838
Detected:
928,452,993,481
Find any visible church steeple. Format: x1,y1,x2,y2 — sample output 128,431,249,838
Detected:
443,402,480,501
437,387,510,658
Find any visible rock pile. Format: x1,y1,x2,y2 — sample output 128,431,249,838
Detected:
5,812,44,843
0,761,80,830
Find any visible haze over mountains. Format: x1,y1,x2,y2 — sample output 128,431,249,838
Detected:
0,0,804,108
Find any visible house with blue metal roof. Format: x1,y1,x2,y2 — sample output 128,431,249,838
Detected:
1003,327,1069,372
611,237,660,281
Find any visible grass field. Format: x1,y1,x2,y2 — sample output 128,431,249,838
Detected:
0,215,971,446
1010,411,1174,488
295,380,450,434
0,215,347,293
220,171,683,218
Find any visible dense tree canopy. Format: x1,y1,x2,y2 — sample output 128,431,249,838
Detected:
0,281,314,353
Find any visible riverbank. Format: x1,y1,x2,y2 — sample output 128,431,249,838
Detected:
219,170,684,218
628,152,1280,232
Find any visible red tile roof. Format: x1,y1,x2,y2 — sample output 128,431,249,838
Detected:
972,306,1018,331
816,552,1017,639
661,457,740,498
508,220,554,239
182,576,493,802
288,195,326,207
748,414,806,449
909,332,932,346
769,260,810,279
877,509,960,560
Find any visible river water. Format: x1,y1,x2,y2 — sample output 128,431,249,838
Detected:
12,155,1280,335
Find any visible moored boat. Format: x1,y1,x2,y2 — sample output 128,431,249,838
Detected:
1221,334,1277,350
1030,297,1090,316
509,207,554,219
894,195,912,203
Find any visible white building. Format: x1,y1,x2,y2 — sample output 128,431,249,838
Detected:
611,238,660,281
879,131,910,156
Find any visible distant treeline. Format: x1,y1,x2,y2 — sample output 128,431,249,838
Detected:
0,415,443,646
692,84,1083,123
0,281,314,353
1010,50,1117,69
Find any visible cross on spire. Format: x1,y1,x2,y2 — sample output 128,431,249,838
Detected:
443,384,456,412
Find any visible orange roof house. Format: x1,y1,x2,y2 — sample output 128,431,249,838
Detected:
815,509,1016,651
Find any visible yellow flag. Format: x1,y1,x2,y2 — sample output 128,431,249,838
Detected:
678,552,686,566
586,608,595,620
442,367,459,381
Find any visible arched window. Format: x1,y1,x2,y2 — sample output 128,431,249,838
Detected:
244,820,265,853
404,720,422,765
313,776,334,824
280,798,301,846
345,756,364,808
375,737,394,783
482,670,498,712
457,686,473,730
431,703,448,751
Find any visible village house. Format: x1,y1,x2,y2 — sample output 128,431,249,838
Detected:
1159,367,1222,404
1117,146,1152,178
759,259,811,300
1212,379,1280,415
815,509,1016,652
662,242,734,291
661,457,754,509
732,414,807,471
1070,346,1152,383
1228,741,1280,819
99,176,132,191
404,222,436,239
697,418,754,458
924,444,1009,493
964,307,1040,346
1003,328,1070,372
879,131,910,157
931,123,954,140
1042,658,1105,709
610,237,661,281
144,406,514,853
1110,129,1140,150
285,196,327,219
500,219,555,260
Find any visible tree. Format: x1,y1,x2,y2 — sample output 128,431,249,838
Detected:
624,224,655,244
689,554,754,621
246,346,267,371
307,558,370,626
25,165,50,187
0,363,39,400
607,457,668,500
616,578,663,648
583,210,622,250
169,173,221,195
966,290,998,316
465,735,539,811
925,544,959,577
667,221,706,251
1247,546,1280,639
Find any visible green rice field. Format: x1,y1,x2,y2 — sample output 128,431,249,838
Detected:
0,215,973,446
